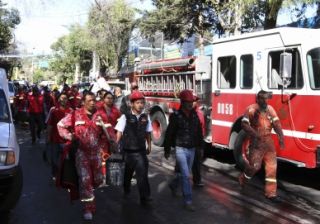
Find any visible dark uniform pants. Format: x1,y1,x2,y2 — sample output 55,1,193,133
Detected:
241,136,277,198
123,151,150,201
29,112,44,142
192,147,202,184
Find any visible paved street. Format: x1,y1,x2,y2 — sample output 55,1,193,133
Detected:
1,126,320,224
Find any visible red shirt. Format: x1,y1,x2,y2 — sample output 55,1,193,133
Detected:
27,93,44,113
98,105,121,128
95,109,117,156
47,106,72,143
69,92,82,109
14,92,28,112
195,106,205,136
95,101,104,110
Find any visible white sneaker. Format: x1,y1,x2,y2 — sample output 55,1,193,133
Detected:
83,212,93,220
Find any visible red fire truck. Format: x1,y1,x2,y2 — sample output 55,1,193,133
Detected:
122,27,320,169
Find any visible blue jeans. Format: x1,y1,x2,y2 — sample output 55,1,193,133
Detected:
174,147,195,204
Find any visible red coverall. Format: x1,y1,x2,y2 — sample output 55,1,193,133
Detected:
43,92,54,117
14,91,27,112
96,104,121,128
68,91,82,109
46,106,72,177
57,108,107,213
95,100,104,111
28,93,44,142
14,91,28,122
239,104,284,198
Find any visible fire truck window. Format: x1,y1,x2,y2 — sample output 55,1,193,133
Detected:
307,48,320,89
268,49,303,89
240,55,253,89
218,56,236,89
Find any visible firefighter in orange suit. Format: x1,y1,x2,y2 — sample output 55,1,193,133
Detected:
239,90,285,203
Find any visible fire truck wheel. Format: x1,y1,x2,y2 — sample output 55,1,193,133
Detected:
151,111,167,146
233,130,250,171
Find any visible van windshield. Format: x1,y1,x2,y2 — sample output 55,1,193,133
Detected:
0,90,11,123
307,48,320,89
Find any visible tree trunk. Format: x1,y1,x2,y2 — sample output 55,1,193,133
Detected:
199,11,205,55
233,2,242,35
92,50,100,80
264,0,283,30
74,62,81,83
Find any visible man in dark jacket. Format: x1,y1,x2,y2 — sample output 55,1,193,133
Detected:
164,89,203,211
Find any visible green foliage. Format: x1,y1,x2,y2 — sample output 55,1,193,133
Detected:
33,69,45,84
140,0,217,43
50,24,92,82
0,0,20,52
141,0,318,41
88,0,136,72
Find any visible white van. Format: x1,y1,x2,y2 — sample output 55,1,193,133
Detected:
0,68,23,212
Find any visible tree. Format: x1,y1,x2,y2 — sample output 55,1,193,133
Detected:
0,1,21,78
32,68,45,84
141,0,319,47
50,25,92,83
140,0,218,55
215,0,319,32
0,0,20,52
88,0,136,73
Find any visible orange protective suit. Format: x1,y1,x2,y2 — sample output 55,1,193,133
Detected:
239,103,284,198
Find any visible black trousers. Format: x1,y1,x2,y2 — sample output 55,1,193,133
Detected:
29,112,44,142
192,148,202,184
123,151,150,200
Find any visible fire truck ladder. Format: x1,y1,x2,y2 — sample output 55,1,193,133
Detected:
137,71,198,97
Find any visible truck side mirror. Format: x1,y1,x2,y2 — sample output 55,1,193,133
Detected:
280,52,292,87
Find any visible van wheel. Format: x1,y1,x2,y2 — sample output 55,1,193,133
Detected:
0,165,23,212
233,130,250,171
151,111,167,146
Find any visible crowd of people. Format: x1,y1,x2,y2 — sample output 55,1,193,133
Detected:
12,80,285,220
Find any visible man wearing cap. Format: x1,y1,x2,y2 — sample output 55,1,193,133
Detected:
115,90,153,206
164,89,203,211
120,82,139,114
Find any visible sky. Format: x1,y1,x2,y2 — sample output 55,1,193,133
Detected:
2,0,318,55
3,0,153,54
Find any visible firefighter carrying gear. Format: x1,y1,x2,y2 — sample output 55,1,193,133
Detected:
239,102,284,199
57,108,107,213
